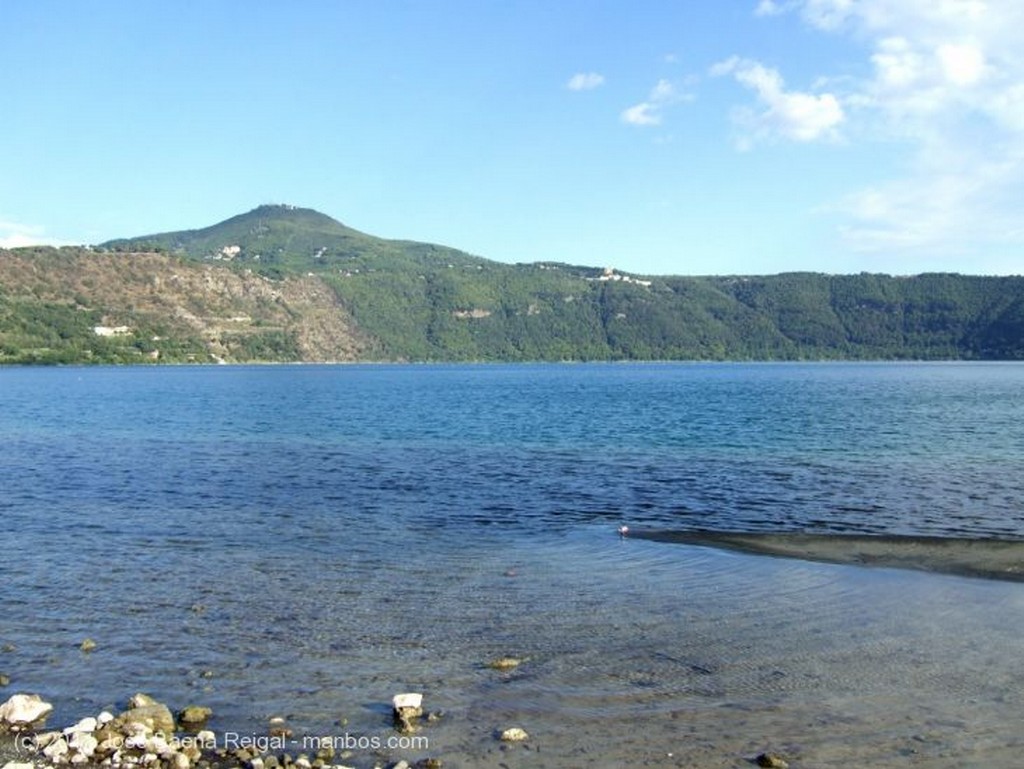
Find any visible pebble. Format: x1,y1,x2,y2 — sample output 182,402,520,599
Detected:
487,657,522,671
499,727,529,742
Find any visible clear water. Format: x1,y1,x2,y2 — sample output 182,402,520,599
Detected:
2,363,1024,768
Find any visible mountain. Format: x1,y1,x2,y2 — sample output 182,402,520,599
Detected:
1,205,1022,364
101,204,488,277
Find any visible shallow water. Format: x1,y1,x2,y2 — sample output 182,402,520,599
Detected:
2,363,1024,767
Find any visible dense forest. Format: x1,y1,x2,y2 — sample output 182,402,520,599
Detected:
2,205,1022,364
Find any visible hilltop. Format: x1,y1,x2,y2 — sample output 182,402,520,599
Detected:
1,205,1022,364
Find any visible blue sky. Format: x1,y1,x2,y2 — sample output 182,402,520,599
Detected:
2,0,1023,276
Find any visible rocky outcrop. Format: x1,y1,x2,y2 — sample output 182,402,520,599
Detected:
0,693,53,730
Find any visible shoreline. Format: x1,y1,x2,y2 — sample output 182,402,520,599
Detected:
629,530,1024,582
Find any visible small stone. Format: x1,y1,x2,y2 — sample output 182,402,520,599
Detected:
1,644,16,653
0,674,9,687
487,657,522,671
499,727,529,742
755,752,789,768
195,729,216,745
80,638,97,652
42,736,70,760
70,731,99,758
125,733,149,750
98,736,125,755
389,762,410,769
65,716,99,735
97,711,115,725
169,752,192,769
413,760,442,769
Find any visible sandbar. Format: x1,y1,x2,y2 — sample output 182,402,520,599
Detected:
630,529,1024,582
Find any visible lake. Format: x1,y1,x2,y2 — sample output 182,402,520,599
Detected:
2,363,1023,768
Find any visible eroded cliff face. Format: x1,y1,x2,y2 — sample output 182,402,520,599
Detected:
0,248,372,362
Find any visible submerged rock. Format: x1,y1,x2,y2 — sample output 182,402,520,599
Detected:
268,716,293,738
487,657,523,671
499,727,529,742
178,705,212,727
392,693,423,734
0,693,53,730
755,752,789,768
0,674,9,687
128,693,161,709
79,639,97,653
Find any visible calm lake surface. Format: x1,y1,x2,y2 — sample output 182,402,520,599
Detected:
2,362,1024,768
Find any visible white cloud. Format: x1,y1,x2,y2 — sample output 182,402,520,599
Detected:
936,43,986,86
0,220,71,248
754,0,791,17
621,77,694,127
621,102,661,126
566,72,605,91
741,0,1024,265
712,56,844,144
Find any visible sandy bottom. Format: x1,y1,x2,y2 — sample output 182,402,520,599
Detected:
5,531,1024,769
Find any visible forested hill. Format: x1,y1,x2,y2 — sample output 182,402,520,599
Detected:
1,205,1022,363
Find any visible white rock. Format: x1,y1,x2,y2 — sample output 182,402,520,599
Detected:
65,717,99,736
194,730,215,745
33,731,63,749
69,732,99,757
0,694,54,727
97,737,123,754
42,737,69,760
124,735,148,751
499,727,529,742
391,693,422,710
128,694,158,710
97,711,115,725
2,762,37,769
70,754,89,765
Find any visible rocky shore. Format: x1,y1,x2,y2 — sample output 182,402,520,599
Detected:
0,692,451,769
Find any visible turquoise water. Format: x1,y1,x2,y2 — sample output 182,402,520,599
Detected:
2,363,1024,768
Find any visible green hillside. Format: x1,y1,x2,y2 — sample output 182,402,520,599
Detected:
101,204,489,277
0,205,1021,364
